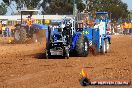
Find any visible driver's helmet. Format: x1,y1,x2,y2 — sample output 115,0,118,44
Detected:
66,19,71,26
27,16,31,18
67,21,70,26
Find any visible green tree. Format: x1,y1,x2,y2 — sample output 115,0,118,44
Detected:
86,0,128,21
3,0,41,9
41,0,85,15
3,0,85,15
13,0,41,9
0,2,7,15
41,0,72,14
128,10,132,21
77,2,85,12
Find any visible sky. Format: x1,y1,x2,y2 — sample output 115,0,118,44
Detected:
0,0,132,15
122,0,132,10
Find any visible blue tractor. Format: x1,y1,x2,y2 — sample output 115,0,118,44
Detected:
14,10,47,43
45,12,110,59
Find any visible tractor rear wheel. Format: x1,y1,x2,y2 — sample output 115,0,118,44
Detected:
75,34,89,57
20,27,27,43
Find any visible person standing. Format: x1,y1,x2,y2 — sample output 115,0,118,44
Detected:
121,23,124,34
126,22,129,35
0,21,2,35
5,25,10,37
124,22,129,35
2,24,6,37
11,25,15,37
106,31,111,44
130,22,132,35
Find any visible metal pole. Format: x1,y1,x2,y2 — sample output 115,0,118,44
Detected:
43,15,44,25
21,11,22,25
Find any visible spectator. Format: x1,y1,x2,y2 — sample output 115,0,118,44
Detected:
130,22,132,35
126,22,130,34
106,31,111,44
117,24,121,34
8,23,14,37
11,25,15,37
128,22,132,35
123,22,129,35
2,24,6,37
5,25,11,37
0,21,2,34
121,23,124,34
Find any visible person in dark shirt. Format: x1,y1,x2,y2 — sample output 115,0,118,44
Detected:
106,31,111,44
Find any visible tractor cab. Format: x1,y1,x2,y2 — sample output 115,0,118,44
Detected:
20,10,40,22
19,10,41,27
95,12,109,22
94,12,109,36
76,12,94,32
47,18,74,44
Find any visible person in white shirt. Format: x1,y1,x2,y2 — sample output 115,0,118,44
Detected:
106,31,111,44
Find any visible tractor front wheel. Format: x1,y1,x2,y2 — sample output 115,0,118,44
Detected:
101,39,109,54
14,30,21,43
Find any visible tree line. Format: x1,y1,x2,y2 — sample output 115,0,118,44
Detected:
0,0,130,21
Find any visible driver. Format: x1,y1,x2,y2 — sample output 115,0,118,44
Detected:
26,15,34,27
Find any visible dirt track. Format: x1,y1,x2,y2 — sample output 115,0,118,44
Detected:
0,35,132,88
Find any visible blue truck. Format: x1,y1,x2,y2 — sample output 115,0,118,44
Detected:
45,12,110,59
